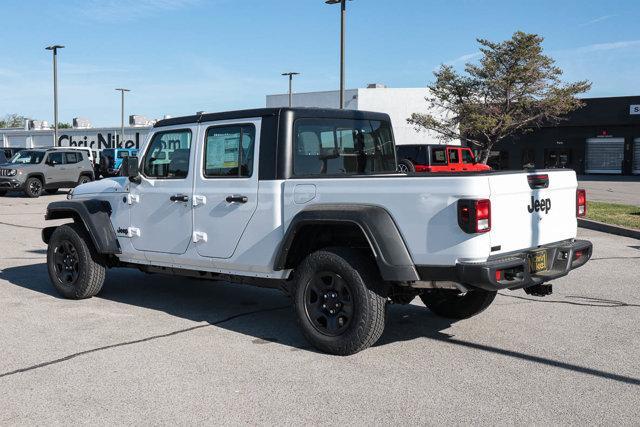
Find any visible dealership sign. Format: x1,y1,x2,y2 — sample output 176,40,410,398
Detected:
57,130,150,150
630,105,640,115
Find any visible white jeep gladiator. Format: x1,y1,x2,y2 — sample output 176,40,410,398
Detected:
43,108,592,355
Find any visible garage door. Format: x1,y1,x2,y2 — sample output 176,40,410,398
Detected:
586,138,624,174
634,138,640,175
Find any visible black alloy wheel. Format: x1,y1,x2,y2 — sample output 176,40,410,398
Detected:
304,271,354,336
52,239,80,286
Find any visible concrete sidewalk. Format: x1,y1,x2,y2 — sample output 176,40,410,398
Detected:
578,175,640,206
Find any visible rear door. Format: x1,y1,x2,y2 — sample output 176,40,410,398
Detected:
488,170,577,254
192,119,260,259
129,127,195,255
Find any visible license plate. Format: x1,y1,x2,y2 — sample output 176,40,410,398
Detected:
529,250,548,273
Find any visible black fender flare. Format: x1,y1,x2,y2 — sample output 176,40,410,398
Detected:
275,204,419,282
42,200,121,254
26,172,46,183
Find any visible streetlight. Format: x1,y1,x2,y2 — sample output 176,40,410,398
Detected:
281,72,300,107
325,0,351,109
115,88,130,146
45,45,64,145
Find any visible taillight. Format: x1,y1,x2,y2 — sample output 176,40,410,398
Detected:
458,199,491,234
576,189,587,217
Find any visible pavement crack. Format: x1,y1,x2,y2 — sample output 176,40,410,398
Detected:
0,305,290,379
498,293,640,308
0,221,42,230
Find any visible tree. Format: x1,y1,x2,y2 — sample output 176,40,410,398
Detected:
0,113,28,129
408,32,591,163
57,122,72,129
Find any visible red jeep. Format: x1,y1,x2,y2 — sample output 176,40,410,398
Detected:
397,144,492,173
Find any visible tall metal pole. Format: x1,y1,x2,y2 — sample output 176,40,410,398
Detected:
46,45,64,145
281,72,300,107
326,0,350,109
339,0,346,109
115,88,130,146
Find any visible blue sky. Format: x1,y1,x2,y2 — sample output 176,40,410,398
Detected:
1,0,639,126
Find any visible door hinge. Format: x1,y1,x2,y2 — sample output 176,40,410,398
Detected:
127,227,141,237
192,194,207,207
192,231,208,243
127,194,140,205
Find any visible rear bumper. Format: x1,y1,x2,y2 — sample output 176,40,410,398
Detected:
417,239,593,291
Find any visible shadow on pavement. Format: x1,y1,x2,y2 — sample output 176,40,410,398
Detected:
1,262,639,386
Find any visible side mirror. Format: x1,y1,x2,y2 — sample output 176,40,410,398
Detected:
121,156,141,183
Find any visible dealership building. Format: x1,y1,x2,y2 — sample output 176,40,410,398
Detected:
2,89,639,176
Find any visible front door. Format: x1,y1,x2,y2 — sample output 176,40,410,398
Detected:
130,127,195,255
192,120,260,259
44,151,67,186
447,147,462,171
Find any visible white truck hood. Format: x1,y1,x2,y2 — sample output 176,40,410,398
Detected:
72,177,130,197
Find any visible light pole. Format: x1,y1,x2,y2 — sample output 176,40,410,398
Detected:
45,45,64,145
115,88,130,146
281,72,300,107
325,0,350,109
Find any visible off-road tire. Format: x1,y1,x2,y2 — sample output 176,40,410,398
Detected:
397,159,416,173
47,223,106,299
77,175,92,186
24,177,43,198
45,188,59,195
420,288,497,319
292,248,387,355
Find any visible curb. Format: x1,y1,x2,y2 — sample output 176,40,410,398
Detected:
578,218,640,240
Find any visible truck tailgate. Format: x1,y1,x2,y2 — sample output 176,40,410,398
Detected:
489,170,578,255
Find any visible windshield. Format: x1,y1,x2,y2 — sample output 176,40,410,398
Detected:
10,150,45,164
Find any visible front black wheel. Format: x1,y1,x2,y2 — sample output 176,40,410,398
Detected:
47,223,106,299
293,248,387,355
24,177,43,198
420,288,496,319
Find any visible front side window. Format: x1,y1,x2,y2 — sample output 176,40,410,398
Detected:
47,152,63,165
293,118,396,176
65,152,79,164
204,125,255,178
462,149,474,164
143,130,192,179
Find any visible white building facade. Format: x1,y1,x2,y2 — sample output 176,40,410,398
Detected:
266,86,457,146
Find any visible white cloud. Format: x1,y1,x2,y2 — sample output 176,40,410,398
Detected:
445,52,481,66
579,14,616,27
556,40,640,55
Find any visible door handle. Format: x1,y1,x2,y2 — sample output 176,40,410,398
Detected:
226,195,248,204
170,194,189,203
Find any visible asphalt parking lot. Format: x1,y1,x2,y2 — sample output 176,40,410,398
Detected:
1,193,639,425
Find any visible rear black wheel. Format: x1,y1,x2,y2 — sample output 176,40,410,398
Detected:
24,177,43,198
47,223,106,299
420,288,496,319
397,159,416,173
77,175,92,186
293,248,387,355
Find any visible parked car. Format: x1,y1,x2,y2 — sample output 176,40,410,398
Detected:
99,148,138,177
397,144,492,173
42,108,591,355
0,148,94,197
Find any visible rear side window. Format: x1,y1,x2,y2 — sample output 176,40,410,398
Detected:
47,152,63,165
397,145,427,164
431,148,447,165
204,124,255,178
293,118,396,176
143,130,192,179
448,149,459,164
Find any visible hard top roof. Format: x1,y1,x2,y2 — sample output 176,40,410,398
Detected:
154,107,391,128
